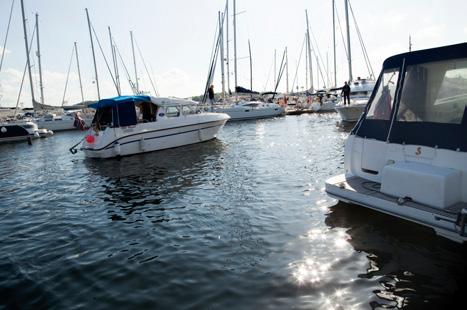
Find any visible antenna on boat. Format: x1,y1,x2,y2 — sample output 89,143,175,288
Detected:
409,35,412,52
85,8,100,100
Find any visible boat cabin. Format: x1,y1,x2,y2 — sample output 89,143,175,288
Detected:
349,78,376,98
353,42,467,152
89,95,199,130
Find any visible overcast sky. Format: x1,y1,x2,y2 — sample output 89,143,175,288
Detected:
1,0,466,108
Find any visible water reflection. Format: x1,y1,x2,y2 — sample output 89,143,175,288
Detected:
335,121,356,132
84,140,226,221
325,202,467,309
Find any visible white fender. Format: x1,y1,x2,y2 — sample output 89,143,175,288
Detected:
139,136,146,151
114,142,121,155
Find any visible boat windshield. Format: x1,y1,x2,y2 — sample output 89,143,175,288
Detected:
397,58,467,124
366,69,399,120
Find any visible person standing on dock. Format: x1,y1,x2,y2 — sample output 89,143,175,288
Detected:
342,81,351,105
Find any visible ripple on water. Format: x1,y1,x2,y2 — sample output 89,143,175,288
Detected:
0,115,465,309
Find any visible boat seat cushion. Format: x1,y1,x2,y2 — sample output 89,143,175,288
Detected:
381,161,462,209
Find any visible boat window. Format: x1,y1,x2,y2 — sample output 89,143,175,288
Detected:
92,107,113,129
137,101,157,122
366,69,399,120
397,58,467,124
166,106,180,117
181,105,196,115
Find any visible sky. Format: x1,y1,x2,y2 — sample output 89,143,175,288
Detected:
0,0,467,108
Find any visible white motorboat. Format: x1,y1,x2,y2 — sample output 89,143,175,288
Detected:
213,100,285,121
0,121,39,144
326,43,467,243
78,95,229,159
35,111,93,131
334,78,376,122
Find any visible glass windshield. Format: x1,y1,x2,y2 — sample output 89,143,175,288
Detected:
366,69,399,120
397,58,467,124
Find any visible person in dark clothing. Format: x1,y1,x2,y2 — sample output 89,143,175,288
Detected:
341,81,351,105
208,85,215,104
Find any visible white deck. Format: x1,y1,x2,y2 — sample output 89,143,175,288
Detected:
326,173,467,243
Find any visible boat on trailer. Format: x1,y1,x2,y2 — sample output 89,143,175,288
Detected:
326,43,467,243
79,95,229,159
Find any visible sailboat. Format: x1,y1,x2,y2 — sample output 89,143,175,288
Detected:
207,0,285,121
31,15,93,131
0,0,52,142
333,0,376,122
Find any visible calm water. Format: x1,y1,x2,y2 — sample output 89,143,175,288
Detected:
0,113,465,309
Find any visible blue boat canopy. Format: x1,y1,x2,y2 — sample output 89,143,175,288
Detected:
89,95,152,109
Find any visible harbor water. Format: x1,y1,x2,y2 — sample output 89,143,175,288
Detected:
0,113,465,309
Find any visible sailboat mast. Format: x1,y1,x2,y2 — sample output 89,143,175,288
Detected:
285,46,289,94
219,12,225,98
20,0,36,107
305,10,313,92
108,27,120,95
305,35,308,90
248,39,252,92
85,8,100,100
130,31,139,94
226,0,230,94
233,0,237,92
35,13,44,105
332,0,337,87
74,42,84,102
344,0,352,82
274,49,276,88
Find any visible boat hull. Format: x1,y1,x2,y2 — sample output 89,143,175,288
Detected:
36,116,93,131
214,106,285,121
83,117,228,159
335,104,366,122
0,124,33,143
